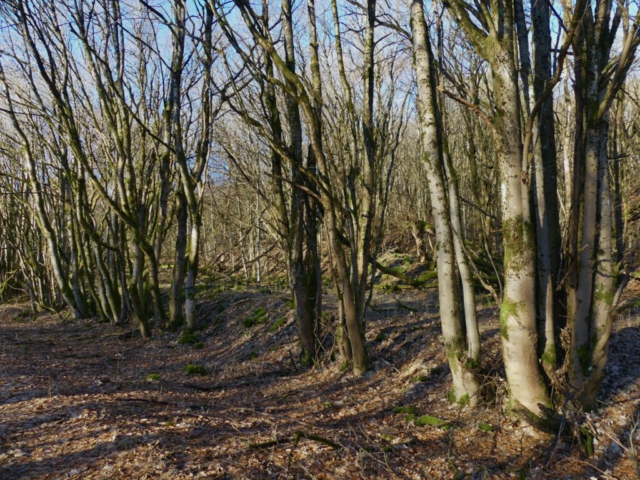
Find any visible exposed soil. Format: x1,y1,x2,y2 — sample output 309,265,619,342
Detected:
0,286,639,479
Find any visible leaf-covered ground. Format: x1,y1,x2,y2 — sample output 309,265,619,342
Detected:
1,285,639,479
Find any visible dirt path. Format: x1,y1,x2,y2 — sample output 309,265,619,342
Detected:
0,292,639,479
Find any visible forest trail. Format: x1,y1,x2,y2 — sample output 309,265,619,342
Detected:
0,290,639,479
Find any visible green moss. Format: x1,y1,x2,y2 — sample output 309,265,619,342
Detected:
178,332,199,345
385,266,406,276
502,215,535,273
393,406,416,415
458,394,470,406
243,308,269,328
412,375,429,383
183,364,208,376
541,348,556,368
284,298,294,310
268,317,287,333
417,220,432,232
416,271,438,283
444,337,467,374
375,331,387,342
594,286,614,306
447,389,457,403
249,351,258,360
145,373,161,381
210,285,227,297
300,352,313,367
577,344,592,375
414,415,450,428
500,297,523,340
478,422,494,432
193,342,204,350
340,361,351,372
466,358,481,371
381,283,402,293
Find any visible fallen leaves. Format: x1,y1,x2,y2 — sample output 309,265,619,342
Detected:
0,291,639,479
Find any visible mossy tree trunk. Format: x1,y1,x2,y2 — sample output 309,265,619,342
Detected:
410,0,480,404
564,2,640,410
446,0,551,415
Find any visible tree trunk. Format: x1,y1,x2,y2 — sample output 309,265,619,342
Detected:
531,0,561,373
492,49,550,416
170,192,188,329
410,0,479,403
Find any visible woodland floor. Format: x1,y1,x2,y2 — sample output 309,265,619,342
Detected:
1,281,640,479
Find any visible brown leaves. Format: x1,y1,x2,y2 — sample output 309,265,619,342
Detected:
0,297,639,479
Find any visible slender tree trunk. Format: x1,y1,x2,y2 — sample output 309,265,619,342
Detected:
492,50,550,416
410,0,479,403
170,192,188,329
531,0,561,373
583,115,615,407
281,0,319,363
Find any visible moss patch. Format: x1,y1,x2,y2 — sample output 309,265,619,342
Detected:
243,308,268,328
478,421,494,432
577,344,592,375
268,317,287,333
502,215,535,274
393,406,416,415
594,286,614,306
500,297,523,340
178,332,199,345
183,364,208,376
541,348,556,368
414,415,450,428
